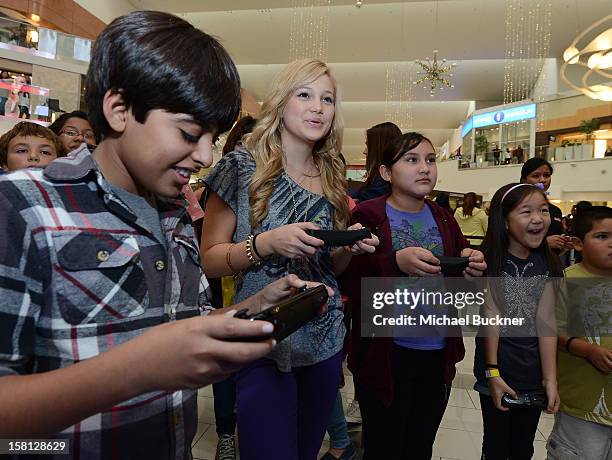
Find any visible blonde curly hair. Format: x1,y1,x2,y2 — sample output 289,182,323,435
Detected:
245,58,349,230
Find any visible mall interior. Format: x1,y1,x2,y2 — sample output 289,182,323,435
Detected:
0,1,610,460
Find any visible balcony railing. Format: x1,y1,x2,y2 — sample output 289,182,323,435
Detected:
451,142,612,169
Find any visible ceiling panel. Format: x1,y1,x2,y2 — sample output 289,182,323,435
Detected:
238,59,521,102
178,1,611,65
75,0,612,165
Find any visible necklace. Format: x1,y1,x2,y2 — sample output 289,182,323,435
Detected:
283,157,321,179
286,172,312,223
301,168,321,178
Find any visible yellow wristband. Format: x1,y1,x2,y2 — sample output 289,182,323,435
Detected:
485,368,500,379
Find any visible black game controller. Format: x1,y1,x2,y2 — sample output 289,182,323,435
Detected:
501,391,548,410
306,228,372,246
435,256,470,276
229,285,329,343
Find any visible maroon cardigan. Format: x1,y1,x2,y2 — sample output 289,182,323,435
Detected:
340,194,468,407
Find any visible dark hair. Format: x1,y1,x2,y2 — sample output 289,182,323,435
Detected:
572,206,612,241
85,11,241,138
434,192,452,213
481,183,563,282
0,121,66,165
380,131,434,168
520,157,553,182
222,115,256,155
575,200,592,214
461,192,477,217
48,111,99,144
363,122,402,189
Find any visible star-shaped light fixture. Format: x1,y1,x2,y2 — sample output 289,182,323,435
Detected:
414,50,456,97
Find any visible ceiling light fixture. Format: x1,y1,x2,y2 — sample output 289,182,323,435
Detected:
413,1,456,97
289,0,332,61
503,0,552,133
385,1,415,130
414,51,456,97
561,14,612,101
355,0,363,7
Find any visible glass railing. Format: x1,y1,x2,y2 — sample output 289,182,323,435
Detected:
0,16,35,49
458,150,525,169
537,143,612,162
0,15,91,64
454,142,612,169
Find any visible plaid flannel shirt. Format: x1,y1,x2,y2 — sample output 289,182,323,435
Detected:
0,144,212,459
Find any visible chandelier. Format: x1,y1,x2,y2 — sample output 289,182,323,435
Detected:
414,50,456,97
561,14,612,102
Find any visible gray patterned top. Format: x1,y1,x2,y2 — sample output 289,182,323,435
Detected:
204,148,345,371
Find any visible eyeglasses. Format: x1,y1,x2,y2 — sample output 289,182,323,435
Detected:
60,128,96,142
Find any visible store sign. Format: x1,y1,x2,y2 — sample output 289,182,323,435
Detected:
461,117,473,138
472,103,536,129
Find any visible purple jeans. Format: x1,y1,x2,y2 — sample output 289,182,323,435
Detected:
235,352,343,460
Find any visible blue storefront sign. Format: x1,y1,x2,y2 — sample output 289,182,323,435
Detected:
461,103,536,138
473,103,536,129
461,116,473,138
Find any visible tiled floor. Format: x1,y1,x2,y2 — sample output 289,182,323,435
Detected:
192,338,553,459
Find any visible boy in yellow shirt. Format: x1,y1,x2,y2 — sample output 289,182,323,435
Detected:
547,206,612,459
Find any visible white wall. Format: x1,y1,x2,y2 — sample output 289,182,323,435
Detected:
531,58,559,100
448,127,462,153
437,158,612,201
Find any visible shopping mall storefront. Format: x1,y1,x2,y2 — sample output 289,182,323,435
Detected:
460,102,536,168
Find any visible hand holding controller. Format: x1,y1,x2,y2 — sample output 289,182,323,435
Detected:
228,285,329,343
306,228,372,247
501,391,548,410
435,256,470,276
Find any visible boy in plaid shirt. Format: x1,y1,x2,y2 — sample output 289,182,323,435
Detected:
0,11,321,459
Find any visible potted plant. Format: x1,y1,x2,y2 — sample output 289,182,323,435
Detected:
475,135,489,153
579,118,600,141
474,135,489,165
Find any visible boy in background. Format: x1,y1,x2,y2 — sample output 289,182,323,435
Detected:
0,121,65,172
548,206,612,459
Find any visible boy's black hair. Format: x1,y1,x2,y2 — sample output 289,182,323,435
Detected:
380,132,434,168
85,11,241,138
572,206,612,241
481,183,563,306
520,157,553,182
575,200,592,214
48,111,99,144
